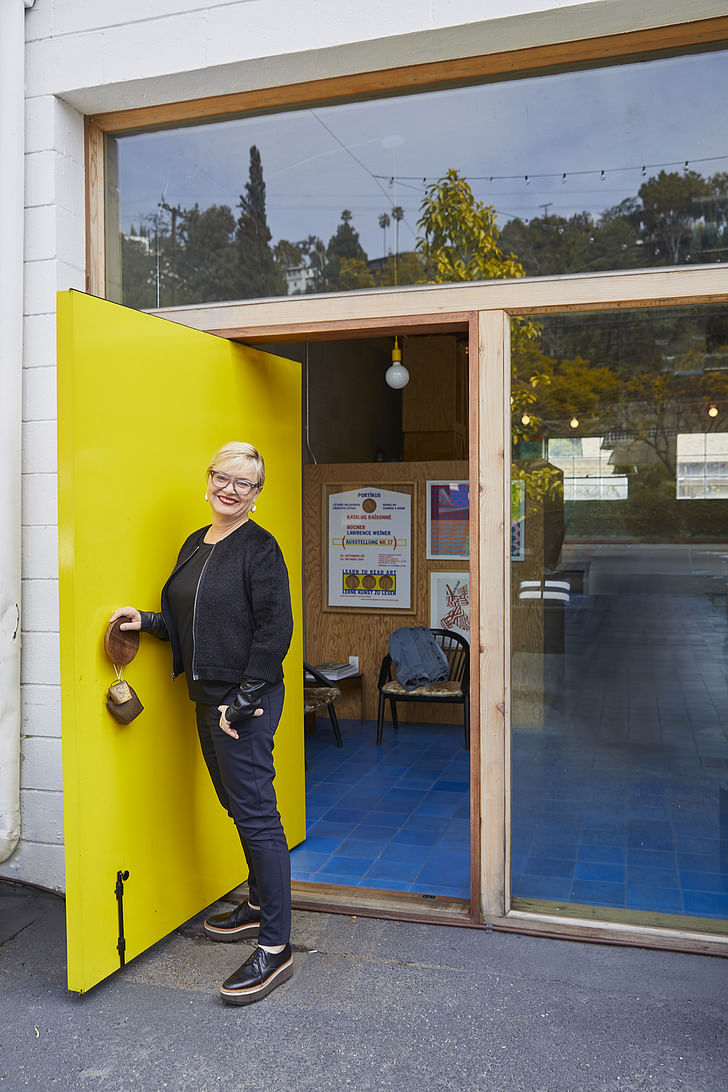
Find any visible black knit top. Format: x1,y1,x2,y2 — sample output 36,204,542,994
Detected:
140,520,293,701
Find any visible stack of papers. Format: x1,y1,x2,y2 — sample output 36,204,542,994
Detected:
311,661,358,681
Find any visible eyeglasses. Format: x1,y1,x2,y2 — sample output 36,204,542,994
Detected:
209,469,259,495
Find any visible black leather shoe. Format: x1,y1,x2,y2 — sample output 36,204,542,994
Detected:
203,901,261,941
220,944,293,1005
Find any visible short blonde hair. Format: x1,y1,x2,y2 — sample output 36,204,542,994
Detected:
208,441,265,488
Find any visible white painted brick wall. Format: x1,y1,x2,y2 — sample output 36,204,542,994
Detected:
21,475,58,528
21,580,59,635
23,314,57,368
21,737,62,792
22,365,57,424
21,685,62,740
1,85,85,890
20,789,64,845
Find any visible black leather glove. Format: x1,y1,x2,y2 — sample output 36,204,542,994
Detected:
225,677,267,723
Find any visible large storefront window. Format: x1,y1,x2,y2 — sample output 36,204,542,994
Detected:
105,47,728,308
510,304,728,931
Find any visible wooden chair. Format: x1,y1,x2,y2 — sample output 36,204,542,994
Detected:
304,662,343,748
376,629,470,749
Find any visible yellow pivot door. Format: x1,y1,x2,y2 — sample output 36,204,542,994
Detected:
57,291,304,993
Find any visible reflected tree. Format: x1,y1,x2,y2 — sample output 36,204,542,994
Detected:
176,203,237,303
417,169,526,282
378,212,391,256
637,170,712,264
326,210,368,290
236,145,286,299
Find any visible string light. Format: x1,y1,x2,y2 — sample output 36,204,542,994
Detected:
569,416,580,429
521,413,531,426
372,154,727,187
708,404,719,418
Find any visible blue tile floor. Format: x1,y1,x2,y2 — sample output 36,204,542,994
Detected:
290,719,470,897
294,708,728,921
292,550,728,926
294,552,728,927
512,546,728,924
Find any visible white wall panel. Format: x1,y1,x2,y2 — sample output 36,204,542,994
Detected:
56,208,85,272
20,632,61,688
24,205,57,263
23,259,84,318
23,260,59,316
24,0,55,43
25,96,57,155
24,150,56,208
52,0,243,37
21,686,62,739
22,366,57,423
54,155,85,220
0,840,65,891
22,526,60,582
20,790,64,844
21,421,58,475
21,475,58,528
23,314,56,367
47,0,583,41
19,736,62,791
22,580,60,634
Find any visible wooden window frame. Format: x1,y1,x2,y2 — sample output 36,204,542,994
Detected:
85,16,728,297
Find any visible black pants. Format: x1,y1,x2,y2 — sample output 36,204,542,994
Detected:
195,685,290,946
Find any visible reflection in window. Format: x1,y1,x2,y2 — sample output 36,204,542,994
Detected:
106,46,728,307
511,305,728,930
676,433,728,499
547,436,628,500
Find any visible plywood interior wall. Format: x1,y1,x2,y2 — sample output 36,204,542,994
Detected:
304,460,468,726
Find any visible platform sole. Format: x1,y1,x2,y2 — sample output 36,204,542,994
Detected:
203,920,260,942
219,957,294,1005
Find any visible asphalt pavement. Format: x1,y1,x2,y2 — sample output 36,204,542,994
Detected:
1,879,726,1091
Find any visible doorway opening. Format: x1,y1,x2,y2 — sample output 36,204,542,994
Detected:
263,327,474,918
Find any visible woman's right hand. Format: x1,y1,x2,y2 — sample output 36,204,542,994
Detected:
109,606,142,632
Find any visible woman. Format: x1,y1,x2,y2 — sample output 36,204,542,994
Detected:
110,441,294,1006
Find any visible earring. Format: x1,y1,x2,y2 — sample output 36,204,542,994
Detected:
204,493,208,501
252,503,257,512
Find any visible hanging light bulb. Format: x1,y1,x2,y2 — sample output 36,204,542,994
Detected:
385,337,409,389
569,416,580,429
708,404,719,418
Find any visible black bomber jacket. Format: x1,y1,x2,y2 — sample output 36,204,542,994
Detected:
140,520,293,710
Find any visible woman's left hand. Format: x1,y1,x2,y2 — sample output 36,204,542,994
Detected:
218,704,263,738
218,706,239,738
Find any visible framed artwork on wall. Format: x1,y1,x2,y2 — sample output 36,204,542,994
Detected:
426,480,469,560
429,571,470,637
324,482,416,613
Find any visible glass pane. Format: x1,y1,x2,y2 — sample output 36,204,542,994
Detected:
510,305,728,930
106,47,728,307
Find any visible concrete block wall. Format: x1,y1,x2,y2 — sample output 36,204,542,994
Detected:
0,89,85,891
3,0,722,892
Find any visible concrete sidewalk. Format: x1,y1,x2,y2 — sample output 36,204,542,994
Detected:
1,880,726,1091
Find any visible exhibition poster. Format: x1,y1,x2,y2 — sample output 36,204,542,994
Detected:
327,486,412,609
